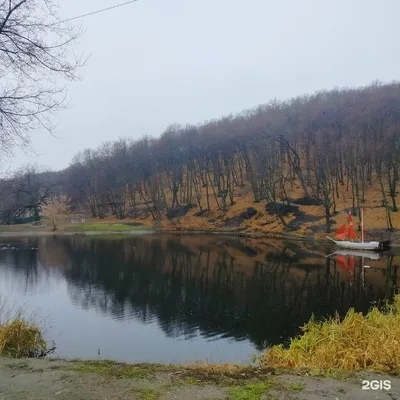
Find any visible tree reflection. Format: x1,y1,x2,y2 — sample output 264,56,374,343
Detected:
1,235,399,350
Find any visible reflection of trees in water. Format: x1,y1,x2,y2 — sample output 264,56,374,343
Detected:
0,238,41,294
0,237,64,295
54,236,399,349
1,236,398,349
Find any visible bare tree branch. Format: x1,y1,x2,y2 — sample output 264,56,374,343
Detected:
0,0,83,154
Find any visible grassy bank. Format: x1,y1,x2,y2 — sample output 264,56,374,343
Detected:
0,220,328,244
2,357,374,400
65,223,154,233
0,297,54,359
0,220,155,235
0,214,397,246
3,295,400,375
54,360,314,397
261,294,400,375
2,295,400,398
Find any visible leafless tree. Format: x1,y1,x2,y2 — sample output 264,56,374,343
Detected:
0,164,53,223
26,82,400,232
42,193,71,230
0,0,83,153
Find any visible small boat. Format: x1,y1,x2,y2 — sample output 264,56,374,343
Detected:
326,210,380,251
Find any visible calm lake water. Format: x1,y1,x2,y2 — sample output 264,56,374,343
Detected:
0,235,398,364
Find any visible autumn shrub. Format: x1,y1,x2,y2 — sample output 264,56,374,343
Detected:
260,295,400,374
0,297,54,358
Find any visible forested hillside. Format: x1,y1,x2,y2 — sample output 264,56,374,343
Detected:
1,82,400,235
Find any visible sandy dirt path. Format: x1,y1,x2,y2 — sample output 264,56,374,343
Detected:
0,357,399,400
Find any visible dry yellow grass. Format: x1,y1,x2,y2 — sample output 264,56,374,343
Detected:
260,295,400,374
0,319,47,358
0,297,53,359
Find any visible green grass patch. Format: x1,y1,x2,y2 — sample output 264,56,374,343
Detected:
4,361,31,371
286,382,305,391
0,224,32,232
227,381,275,400
174,364,277,386
310,368,357,381
132,388,160,400
68,360,174,379
261,294,400,374
84,234,141,240
66,223,153,232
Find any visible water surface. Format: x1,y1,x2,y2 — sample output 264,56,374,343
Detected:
0,235,398,364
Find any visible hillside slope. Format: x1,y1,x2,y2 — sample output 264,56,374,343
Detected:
90,176,399,241
2,82,400,239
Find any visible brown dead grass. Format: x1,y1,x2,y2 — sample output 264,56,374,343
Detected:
146,175,399,236
260,295,400,374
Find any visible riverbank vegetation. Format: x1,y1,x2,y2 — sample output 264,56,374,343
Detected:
261,294,400,374
0,298,54,359
0,220,154,234
1,293,400,398
3,357,371,400
0,319,47,358
0,82,399,237
3,290,400,376
65,222,153,232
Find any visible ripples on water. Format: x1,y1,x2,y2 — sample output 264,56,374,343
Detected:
0,235,398,364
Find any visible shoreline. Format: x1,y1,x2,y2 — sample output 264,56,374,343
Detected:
0,227,324,242
0,227,397,248
156,229,330,245
1,356,399,400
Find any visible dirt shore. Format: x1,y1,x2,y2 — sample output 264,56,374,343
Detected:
0,217,398,246
0,357,399,400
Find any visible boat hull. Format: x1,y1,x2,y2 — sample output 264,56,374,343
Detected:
332,240,380,251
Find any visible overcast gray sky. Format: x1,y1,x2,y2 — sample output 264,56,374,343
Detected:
11,0,400,172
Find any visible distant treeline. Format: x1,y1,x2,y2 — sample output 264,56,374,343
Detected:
1,82,399,229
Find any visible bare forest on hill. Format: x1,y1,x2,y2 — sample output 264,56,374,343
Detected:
1,82,400,232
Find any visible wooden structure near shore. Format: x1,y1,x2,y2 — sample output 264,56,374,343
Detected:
70,214,86,224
